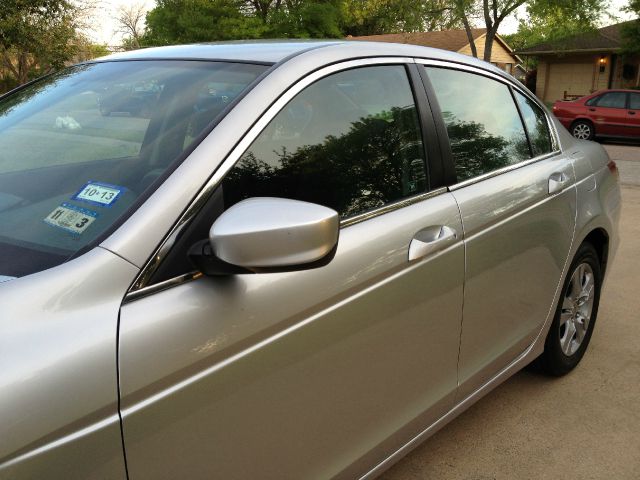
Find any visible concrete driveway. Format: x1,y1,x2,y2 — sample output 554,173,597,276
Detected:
602,143,640,187
381,144,640,480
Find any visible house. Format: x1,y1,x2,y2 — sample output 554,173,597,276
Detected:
516,22,640,103
348,29,523,77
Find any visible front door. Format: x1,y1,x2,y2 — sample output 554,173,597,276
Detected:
118,63,465,479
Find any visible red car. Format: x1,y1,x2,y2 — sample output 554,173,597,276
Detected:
552,89,640,140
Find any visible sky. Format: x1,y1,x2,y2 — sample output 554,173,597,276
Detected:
86,0,154,46
86,0,636,46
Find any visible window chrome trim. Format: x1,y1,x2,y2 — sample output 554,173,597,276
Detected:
127,56,417,295
125,272,202,304
447,151,561,191
340,187,448,228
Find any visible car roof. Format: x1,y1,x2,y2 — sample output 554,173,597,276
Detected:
99,40,341,64
95,40,511,79
590,89,640,95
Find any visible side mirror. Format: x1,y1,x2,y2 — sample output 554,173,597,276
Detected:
189,197,339,275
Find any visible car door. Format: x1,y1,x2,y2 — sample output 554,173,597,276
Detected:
420,63,577,398
627,92,640,137
118,62,465,479
588,91,629,136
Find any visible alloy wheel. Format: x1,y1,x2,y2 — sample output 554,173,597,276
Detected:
572,124,592,140
559,262,595,356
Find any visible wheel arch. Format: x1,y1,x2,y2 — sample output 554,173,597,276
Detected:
580,228,609,277
570,117,595,129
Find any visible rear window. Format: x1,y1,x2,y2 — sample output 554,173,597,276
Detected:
424,67,530,182
515,92,552,157
0,60,267,277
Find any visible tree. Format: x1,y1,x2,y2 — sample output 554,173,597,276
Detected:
143,0,266,45
341,0,463,36
505,0,608,52
0,0,82,86
73,33,110,62
115,2,147,50
455,0,609,62
267,0,344,38
621,0,640,57
143,0,345,44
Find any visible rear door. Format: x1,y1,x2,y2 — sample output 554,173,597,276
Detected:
118,61,465,479
627,92,640,137
420,63,577,398
588,91,629,136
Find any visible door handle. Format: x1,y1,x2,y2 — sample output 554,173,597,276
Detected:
589,108,596,112
629,111,636,115
548,172,570,195
408,226,457,262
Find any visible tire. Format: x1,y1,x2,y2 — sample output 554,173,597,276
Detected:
571,120,595,140
539,243,602,376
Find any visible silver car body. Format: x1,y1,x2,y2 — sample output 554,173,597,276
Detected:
0,41,621,479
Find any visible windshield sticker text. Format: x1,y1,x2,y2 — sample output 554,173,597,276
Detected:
72,181,124,207
44,203,98,235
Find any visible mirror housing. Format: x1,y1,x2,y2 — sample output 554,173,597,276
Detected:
189,197,339,275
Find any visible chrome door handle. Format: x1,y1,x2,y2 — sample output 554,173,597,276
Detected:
408,226,457,262
548,172,570,195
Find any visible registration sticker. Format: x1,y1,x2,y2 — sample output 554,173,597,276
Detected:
72,181,124,207
44,203,98,235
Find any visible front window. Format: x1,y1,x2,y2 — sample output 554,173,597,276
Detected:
593,92,627,109
0,60,267,277
221,65,428,219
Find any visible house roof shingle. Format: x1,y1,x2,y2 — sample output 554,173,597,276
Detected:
348,29,487,52
516,21,632,55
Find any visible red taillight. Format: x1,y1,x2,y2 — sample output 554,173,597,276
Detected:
608,159,619,179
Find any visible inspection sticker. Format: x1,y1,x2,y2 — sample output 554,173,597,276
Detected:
72,181,124,207
44,203,98,235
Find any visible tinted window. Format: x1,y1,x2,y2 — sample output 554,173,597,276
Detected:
595,92,626,108
515,92,553,156
425,67,530,182
585,96,599,106
221,66,427,219
630,93,640,110
0,61,266,277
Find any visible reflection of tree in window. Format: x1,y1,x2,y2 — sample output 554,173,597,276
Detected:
425,66,531,183
222,105,426,218
442,111,529,181
515,92,552,157
529,115,551,156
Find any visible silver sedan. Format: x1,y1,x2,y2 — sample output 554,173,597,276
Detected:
0,41,620,479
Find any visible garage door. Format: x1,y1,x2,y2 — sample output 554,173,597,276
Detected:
545,62,594,102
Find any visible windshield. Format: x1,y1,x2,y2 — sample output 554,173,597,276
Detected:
0,60,267,277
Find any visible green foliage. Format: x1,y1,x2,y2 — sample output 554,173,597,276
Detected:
266,0,344,38
142,0,465,45
0,0,79,85
505,0,609,51
143,0,345,44
341,0,462,36
143,0,266,45
621,0,640,56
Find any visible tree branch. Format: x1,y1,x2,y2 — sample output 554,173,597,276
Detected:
1,51,19,79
